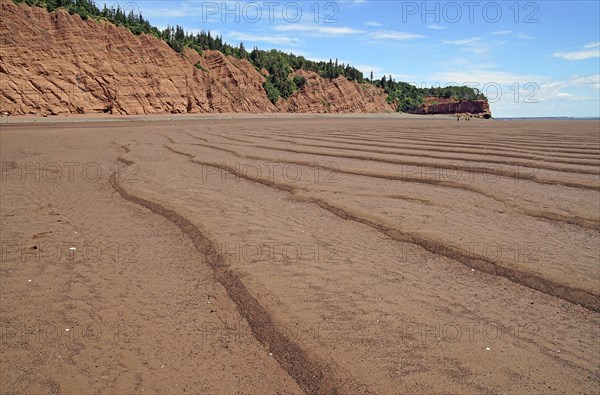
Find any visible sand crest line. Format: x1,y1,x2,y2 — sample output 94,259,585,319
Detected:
230,143,600,191
169,137,600,231
109,148,364,395
313,131,600,156
182,131,600,191
322,126,600,146
161,144,599,312
271,132,600,163
200,128,600,166
233,133,600,173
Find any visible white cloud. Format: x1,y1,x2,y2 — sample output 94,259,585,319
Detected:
553,42,600,61
370,30,425,40
430,69,542,86
274,24,365,36
440,36,487,54
426,68,600,117
491,30,513,35
390,73,418,82
365,21,383,27
513,32,533,40
441,32,532,55
353,64,383,77
427,25,446,30
226,32,299,46
441,37,482,46
142,2,210,18
143,8,189,18
534,82,589,102
570,74,600,90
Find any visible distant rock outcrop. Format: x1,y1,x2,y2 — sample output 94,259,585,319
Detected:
411,97,491,118
0,0,395,115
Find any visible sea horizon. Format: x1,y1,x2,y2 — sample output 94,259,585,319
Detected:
495,116,600,120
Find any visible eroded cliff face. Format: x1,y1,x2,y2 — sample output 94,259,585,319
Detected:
0,1,394,115
411,97,491,117
277,70,395,113
0,1,278,115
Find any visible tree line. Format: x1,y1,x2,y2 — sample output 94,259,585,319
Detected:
14,0,487,110
373,76,487,112
161,28,364,103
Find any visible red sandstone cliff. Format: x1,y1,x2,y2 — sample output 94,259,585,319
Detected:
411,97,491,118
0,1,395,115
0,1,277,115
277,69,395,113
0,1,489,117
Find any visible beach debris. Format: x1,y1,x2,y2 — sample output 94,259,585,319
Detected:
485,347,490,351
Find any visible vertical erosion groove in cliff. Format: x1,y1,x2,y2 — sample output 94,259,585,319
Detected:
108,157,366,395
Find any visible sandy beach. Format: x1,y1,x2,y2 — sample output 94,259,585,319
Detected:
1,116,599,394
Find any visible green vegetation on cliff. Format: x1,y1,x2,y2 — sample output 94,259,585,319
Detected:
375,77,487,112
13,0,486,111
162,27,365,103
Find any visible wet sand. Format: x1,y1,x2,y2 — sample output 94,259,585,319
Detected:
1,116,599,394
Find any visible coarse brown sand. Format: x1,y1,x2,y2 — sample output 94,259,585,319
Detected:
1,116,599,394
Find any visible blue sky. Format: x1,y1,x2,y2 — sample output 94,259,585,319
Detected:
114,1,599,117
